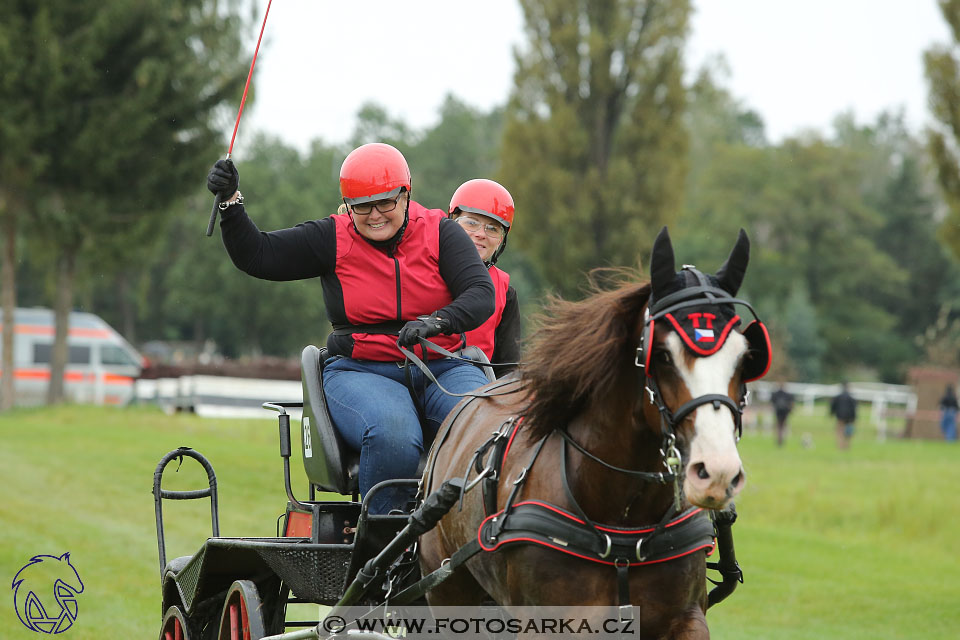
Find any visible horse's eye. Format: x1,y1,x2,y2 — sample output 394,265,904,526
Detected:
654,349,673,366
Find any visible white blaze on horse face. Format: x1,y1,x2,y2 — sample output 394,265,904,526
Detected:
665,332,747,509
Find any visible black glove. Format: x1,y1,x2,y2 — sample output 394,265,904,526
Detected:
206,159,239,199
398,315,450,348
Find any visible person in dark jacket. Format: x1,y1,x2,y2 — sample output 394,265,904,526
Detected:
207,143,494,514
447,179,521,375
771,383,795,447
939,384,958,442
829,382,857,450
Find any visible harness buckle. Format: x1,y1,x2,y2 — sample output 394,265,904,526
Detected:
512,467,527,486
634,347,644,369
599,534,613,559
635,536,647,562
618,604,635,622
465,465,493,493
645,385,656,404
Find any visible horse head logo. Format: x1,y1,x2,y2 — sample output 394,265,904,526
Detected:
11,552,84,634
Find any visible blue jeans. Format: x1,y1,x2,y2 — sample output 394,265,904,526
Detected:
322,356,489,514
941,408,957,441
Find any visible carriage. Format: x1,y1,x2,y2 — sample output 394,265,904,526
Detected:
154,228,765,640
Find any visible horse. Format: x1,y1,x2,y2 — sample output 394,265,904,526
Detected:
418,227,771,639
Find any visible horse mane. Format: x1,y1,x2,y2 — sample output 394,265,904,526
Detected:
520,270,651,440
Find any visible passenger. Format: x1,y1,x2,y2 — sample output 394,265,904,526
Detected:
206,143,494,514
448,179,522,375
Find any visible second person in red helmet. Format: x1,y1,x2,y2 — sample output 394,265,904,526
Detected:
206,143,495,514
448,179,521,375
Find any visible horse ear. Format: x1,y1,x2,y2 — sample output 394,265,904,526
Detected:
650,226,677,301
60,552,71,561
716,228,750,295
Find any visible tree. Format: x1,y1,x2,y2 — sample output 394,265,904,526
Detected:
500,0,690,297
782,285,826,382
681,135,908,379
0,0,251,403
406,95,504,210
925,0,960,259
834,111,960,378
0,3,49,409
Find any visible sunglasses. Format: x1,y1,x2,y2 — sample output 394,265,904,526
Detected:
351,193,403,215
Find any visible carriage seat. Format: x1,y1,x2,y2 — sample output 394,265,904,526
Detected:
300,345,360,495
163,555,192,578
299,343,495,497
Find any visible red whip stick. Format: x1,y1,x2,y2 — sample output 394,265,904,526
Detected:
207,0,274,237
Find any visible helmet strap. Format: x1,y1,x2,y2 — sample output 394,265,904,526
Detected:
488,232,508,266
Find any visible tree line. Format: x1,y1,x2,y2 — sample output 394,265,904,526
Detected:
3,0,960,409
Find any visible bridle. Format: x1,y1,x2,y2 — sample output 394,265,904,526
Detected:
636,266,768,437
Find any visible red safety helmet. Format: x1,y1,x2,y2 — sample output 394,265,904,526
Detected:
448,179,514,228
339,143,412,205
449,179,515,265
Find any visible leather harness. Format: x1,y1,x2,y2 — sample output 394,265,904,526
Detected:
394,273,763,614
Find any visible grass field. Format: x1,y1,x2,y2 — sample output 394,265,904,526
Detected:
1,404,958,639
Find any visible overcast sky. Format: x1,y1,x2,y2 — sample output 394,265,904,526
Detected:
236,0,952,156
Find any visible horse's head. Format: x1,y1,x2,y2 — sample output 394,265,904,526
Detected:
638,227,770,510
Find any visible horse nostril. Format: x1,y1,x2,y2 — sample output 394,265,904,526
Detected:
731,471,743,487
694,462,710,480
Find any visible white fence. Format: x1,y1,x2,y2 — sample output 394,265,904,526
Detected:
135,375,302,419
134,375,918,439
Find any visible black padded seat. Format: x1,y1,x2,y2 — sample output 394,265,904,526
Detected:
298,344,494,497
300,345,359,495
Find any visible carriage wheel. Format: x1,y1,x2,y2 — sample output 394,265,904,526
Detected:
217,580,266,640
159,606,191,640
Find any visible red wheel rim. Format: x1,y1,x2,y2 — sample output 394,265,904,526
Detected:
217,581,264,640
162,609,187,640
230,601,239,640
227,596,252,640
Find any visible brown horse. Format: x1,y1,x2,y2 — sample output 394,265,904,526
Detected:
419,227,770,639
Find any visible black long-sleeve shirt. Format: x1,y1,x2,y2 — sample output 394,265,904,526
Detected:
492,285,521,373
218,203,494,356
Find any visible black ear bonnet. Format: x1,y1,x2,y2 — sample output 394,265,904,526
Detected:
638,227,771,382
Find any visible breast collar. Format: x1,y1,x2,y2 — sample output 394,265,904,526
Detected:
459,416,715,569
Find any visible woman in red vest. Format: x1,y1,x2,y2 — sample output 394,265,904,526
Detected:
207,143,494,514
448,179,521,374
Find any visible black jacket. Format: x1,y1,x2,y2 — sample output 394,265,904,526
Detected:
830,391,857,422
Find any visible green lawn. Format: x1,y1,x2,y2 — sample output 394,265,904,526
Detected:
1,404,958,639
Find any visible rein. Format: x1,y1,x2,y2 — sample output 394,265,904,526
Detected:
397,338,523,399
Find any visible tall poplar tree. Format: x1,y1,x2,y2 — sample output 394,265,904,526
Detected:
925,0,960,258
500,0,690,296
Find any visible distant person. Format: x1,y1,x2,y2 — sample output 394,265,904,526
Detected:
829,382,857,450
770,383,795,447
939,384,958,442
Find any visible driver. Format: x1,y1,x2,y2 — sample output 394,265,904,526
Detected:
206,143,494,514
